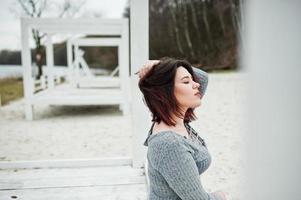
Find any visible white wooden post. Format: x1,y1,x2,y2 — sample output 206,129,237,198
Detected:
130,0,150,168
244,1,301,200
120,19,130,115
118,45,123,112
74,44,80,88
21,18,34,120
67,39,73,84
46,33,54,89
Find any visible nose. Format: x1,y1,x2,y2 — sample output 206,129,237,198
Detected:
193,81,200,89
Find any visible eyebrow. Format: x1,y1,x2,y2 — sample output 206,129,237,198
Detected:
181,75,192,80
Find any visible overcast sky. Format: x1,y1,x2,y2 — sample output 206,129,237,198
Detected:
0,0,127,51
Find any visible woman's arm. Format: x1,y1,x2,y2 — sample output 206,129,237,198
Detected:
192,67,209,98
150,139,224,200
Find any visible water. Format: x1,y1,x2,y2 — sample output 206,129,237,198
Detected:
0,65,112,80
0,65,22,78
0,65,69,79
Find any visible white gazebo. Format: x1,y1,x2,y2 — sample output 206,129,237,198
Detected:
21,18,130,120
19,0,149,170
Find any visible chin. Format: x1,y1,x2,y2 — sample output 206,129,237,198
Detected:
190,102,201,108
195,101,202,107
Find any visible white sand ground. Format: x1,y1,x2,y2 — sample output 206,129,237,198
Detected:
0,72,247,200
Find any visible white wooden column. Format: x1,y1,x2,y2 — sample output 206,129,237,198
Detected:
244,1,301,200
67,39,73,84
46,34,54,89
74,44,80,87
21,18,34,120
130,0,150,168
120,19,130,115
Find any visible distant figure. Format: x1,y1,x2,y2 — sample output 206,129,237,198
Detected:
137,57,227,200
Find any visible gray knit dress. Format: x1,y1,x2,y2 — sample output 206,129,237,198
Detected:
143,68,223,200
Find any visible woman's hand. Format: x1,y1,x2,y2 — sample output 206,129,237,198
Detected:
135,60,160,79
214,190,227,200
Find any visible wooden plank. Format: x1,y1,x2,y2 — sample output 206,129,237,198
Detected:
0,175,145,190
0,166,144,179
77,77,120,88
35,88,123,96
30,84,126,105
33,95,123,105
23,18,127,35
0,157,132,170
72,38,121,47
0,184,147,200
0,165,147,199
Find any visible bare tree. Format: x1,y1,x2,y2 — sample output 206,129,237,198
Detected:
168,0,184,55
11,0,86,79
181,0,195,58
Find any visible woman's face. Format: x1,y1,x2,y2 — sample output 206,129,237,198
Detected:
174,66,202,110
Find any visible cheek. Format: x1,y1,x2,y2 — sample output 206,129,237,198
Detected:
174,85,192,101
174,85,201,107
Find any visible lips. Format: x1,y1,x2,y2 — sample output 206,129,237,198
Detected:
194,92,202,98
194,92,201,96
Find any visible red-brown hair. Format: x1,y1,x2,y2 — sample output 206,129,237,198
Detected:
138,57,200,126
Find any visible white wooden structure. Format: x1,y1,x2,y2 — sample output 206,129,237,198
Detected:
0,0,151,198
66,37,121,88
21,18,130,121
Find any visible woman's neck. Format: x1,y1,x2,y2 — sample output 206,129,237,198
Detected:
170,110,187,128
153,113,189,136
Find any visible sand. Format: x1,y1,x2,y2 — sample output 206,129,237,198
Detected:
0,72,247,200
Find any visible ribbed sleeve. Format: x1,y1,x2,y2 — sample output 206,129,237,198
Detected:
192,67,209,98
150,138,223,200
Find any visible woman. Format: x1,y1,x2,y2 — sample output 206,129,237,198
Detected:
137,57,227,200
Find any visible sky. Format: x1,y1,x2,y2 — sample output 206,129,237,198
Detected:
0,0,127,51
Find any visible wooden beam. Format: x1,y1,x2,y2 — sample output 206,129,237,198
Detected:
130,0,150,168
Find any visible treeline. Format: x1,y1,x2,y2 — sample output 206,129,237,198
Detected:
0,43,118,71
148,0,241,70
1,0,241,71
0,50,21,65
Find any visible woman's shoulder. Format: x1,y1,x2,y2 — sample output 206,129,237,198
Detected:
147,131,184,146
147,131,192,155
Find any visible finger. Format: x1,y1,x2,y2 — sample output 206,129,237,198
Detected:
149,60,160,66
152,60,160,65
149,59,160,63
145,60,159,68
138,60,160,78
